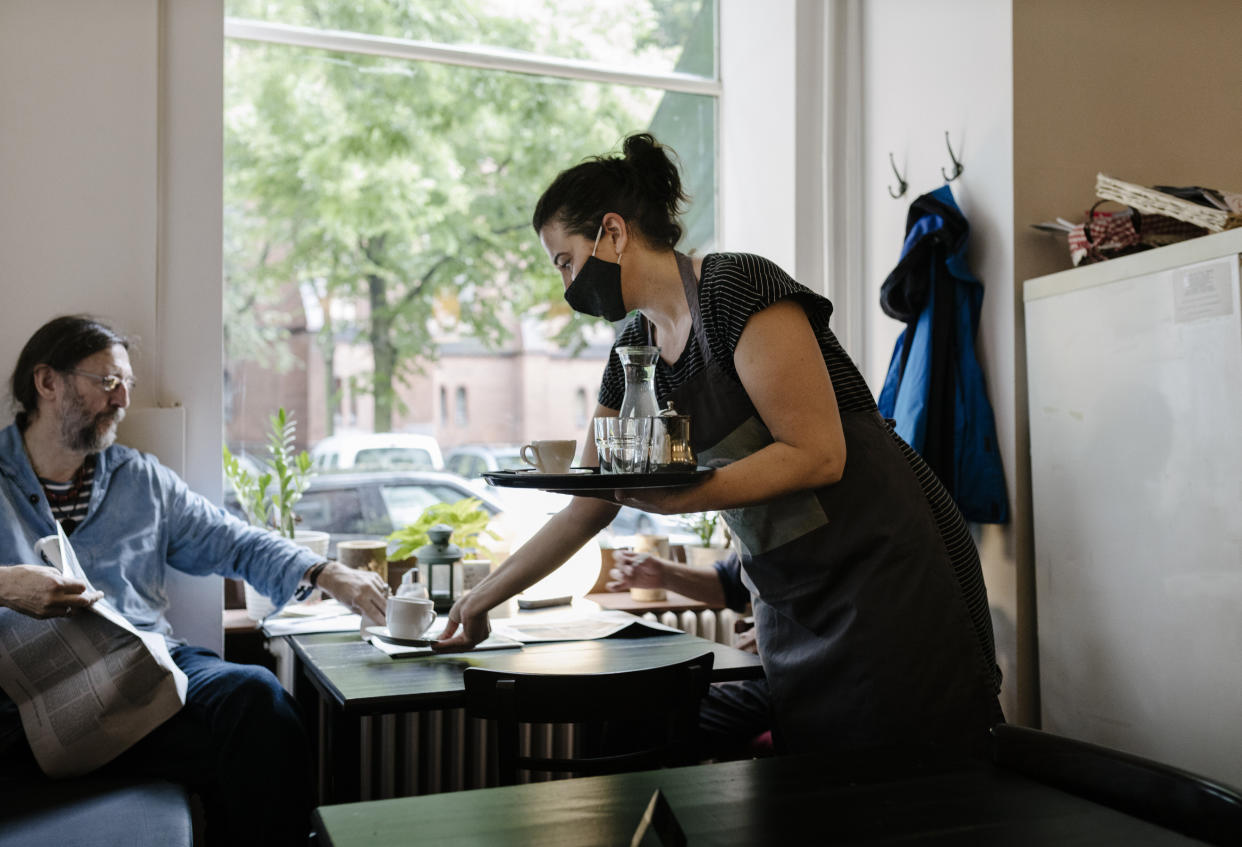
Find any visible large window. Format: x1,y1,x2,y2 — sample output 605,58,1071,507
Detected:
222,0,718,559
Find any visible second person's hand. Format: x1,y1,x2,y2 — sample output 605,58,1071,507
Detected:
433,596,490,653
606,549,669,592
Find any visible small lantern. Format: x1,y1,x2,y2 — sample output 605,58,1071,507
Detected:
414,524,463,613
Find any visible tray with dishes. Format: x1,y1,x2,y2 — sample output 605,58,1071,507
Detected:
482,466,713,494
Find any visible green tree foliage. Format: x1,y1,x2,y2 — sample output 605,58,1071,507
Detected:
224,0,711,433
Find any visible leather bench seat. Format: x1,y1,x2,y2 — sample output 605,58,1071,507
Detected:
0,778,194,847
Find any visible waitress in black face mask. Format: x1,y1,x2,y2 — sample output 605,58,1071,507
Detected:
560,225,630,322
436,133,1003,761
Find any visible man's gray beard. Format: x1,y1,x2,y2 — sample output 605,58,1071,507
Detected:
60,382,124,454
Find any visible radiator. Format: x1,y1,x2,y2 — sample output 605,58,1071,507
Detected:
275,608,740,799
642,608,742,643
348,709,576,798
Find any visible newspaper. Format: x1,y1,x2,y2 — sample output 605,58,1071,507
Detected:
0,523,187,777
261,598,361,637
365,624,524,658
492,608,682,643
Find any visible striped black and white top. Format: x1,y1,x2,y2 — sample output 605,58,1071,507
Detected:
599,253,875,412
40,455,95,535
598,252,1000,696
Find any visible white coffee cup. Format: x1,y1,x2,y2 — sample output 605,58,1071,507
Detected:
520,439,576,474
385,596,437,640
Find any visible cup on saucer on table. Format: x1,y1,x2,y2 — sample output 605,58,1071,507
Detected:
519,439,576,474
385,596,437,640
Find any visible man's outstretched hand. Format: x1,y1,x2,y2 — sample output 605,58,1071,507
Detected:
317,562,389,624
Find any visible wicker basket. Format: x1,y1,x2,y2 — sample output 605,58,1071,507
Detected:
1095,174,1242,232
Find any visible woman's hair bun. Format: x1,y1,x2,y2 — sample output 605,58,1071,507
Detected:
619,133,687,245
621,132,660,162
532,132,689,250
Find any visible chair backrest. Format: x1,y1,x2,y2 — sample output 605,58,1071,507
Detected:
991,724,1242,846
463,652,715,786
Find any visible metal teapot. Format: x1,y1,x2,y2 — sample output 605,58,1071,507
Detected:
648,402,696,471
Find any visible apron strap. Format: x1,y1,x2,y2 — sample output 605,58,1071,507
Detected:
675,252,718,367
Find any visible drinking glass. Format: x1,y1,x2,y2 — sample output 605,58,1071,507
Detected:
593,417,614,473
610,417,654,474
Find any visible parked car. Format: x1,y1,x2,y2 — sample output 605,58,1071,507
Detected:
224,469,509,559
443,443,697,546
309,432,444,473
446,443,574,524
444,443,528,478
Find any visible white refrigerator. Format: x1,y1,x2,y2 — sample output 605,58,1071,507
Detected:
1025,228,1242,788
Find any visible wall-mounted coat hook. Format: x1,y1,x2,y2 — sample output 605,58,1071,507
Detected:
941,131,963,182
887,152,908,199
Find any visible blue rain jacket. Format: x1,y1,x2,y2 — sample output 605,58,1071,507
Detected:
877,185,1009,523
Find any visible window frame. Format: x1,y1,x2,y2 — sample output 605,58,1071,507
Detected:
224,16,721,96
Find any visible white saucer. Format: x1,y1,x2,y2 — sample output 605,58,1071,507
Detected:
365,625,437,647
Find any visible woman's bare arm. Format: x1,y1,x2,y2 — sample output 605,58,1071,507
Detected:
618,298,846,514
435,404,621,650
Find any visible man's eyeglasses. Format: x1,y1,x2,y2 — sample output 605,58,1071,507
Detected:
63,369,136,393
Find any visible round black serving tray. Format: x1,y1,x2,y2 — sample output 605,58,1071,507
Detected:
482,466,712,494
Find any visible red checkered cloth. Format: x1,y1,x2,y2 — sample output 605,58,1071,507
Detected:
1068,206,1206,266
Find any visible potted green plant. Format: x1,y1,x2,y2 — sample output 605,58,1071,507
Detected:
223,408,327,618
678,511,733,567
387,497,500,598
387,497,498,560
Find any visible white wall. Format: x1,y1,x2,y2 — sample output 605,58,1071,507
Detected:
861,0,1023,721
0,1,159,384
719,1,798,272
719,0,863,355
0,0,224,653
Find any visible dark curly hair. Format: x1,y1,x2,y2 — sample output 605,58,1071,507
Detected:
531,132,689,250
10,315,129,430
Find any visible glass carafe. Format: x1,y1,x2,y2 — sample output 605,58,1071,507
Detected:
616,345,661,419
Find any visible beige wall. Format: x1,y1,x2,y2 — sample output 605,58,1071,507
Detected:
1011,0,1242,725
1014,0,1242,288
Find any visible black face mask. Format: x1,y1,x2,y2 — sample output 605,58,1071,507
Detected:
563,228,628,321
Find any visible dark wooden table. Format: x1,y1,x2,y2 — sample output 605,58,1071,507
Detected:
313,752,1206,846
288,629,763,803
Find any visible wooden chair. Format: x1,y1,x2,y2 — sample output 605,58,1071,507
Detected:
991,724,1242,846
463,652,715,786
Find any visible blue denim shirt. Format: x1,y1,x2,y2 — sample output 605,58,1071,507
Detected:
0,423,319,644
